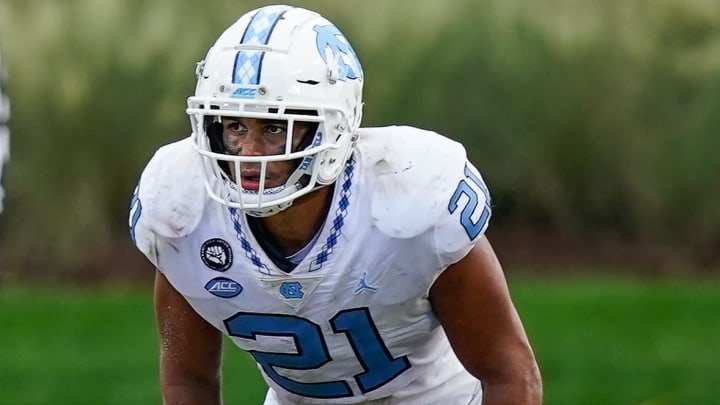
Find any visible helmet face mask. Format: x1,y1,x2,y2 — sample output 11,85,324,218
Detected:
187,5,364,217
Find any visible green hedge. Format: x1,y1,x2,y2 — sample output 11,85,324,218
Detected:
1,0,718,275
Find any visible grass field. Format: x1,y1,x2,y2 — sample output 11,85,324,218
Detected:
0,275,718,404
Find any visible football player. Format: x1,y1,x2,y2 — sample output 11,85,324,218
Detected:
130,5,542,404
0,43,9,214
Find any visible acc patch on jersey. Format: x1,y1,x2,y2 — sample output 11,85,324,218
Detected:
200,238,233,271
205,277,243,298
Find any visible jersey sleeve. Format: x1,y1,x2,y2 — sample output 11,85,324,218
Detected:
128,137,208,268
358,126,492,270
129,184,159,267
432,159,492,268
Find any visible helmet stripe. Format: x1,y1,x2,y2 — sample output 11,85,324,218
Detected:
232,5,293,85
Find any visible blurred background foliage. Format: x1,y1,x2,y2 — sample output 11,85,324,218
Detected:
0,0,719,280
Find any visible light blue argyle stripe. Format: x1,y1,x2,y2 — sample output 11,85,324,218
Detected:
310,156,355,272
228,207,272,275
226,155,355,274
232,5,292,84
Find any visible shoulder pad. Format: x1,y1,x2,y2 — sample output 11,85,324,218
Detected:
355,126,472,239
132,137,207,241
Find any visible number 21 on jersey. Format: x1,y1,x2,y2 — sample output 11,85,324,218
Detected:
225,307,410,399
448,163,491,240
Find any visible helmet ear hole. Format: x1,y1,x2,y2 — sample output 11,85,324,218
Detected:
206,122,231,177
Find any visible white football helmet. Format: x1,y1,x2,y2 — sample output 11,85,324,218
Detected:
187,5,364,217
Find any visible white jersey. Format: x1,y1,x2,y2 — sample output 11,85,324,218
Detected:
131,126,492,404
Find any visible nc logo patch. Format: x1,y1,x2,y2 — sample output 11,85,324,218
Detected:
205,277,243,298
200,238,233,271
279,282,304,299
314,25,363,82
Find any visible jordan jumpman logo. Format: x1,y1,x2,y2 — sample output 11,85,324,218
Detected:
353,272,378,294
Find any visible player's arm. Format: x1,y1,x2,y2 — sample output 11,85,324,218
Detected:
154,270,223,405
429,236,542,405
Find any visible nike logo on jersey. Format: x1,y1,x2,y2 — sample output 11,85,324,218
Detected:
353,272,378,294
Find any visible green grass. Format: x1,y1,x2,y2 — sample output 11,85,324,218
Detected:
510,275,720,405
1,276,718,404
0,285,266,404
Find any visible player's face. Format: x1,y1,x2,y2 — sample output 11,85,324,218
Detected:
220,117,311,190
